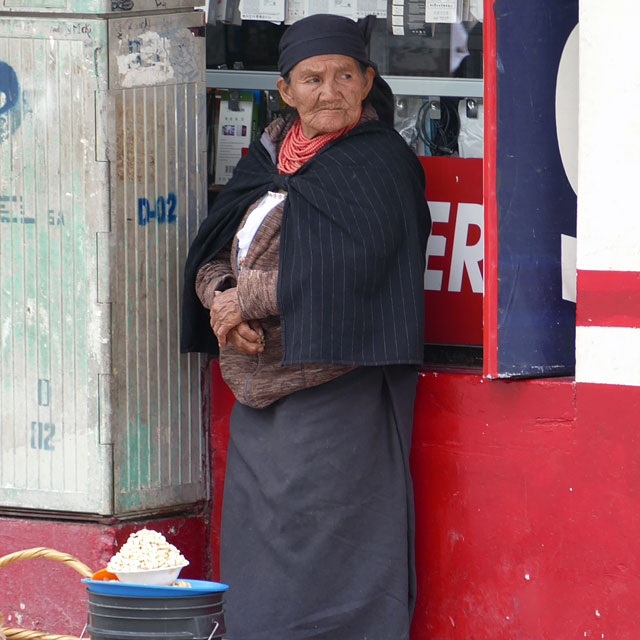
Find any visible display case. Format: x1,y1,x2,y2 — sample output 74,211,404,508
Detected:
202,0,580,377
204,12,486,360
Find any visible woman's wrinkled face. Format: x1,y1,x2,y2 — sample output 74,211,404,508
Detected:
276,54,375,138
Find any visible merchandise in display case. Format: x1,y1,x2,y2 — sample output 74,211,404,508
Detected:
204,10,485,352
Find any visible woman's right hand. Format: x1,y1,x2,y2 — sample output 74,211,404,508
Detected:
226,320,265,355
210,287,264,354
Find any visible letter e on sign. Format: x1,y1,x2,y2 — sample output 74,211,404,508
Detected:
424,201,451,291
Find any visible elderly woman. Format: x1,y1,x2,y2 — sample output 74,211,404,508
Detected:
181,13,430,640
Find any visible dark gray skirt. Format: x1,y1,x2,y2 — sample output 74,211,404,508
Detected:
220,366,418,640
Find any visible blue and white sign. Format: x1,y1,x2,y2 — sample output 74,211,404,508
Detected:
494,0,579,376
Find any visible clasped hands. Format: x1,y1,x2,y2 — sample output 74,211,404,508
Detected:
210,287,264,355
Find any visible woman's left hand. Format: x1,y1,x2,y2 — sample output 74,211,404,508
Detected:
211,288,244,346
227,320,265,354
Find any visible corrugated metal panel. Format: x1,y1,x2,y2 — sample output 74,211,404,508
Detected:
106,12,206,513
0,17,112,513
0,12,207,515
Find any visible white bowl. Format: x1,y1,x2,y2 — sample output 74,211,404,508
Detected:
113,562,189,586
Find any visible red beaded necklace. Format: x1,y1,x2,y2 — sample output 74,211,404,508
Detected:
278,108,362,175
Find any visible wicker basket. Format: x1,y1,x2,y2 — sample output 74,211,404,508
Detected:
0,547,94,640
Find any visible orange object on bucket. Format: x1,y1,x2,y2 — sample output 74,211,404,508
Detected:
92,568,119,581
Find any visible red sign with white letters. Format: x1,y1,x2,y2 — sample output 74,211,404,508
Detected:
420,156,483,346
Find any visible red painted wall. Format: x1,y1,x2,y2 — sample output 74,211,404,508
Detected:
208,361,234,582
411,370,577,638
208,362,640,639
0,513,208,634
4,364,639,639
412,371,640,639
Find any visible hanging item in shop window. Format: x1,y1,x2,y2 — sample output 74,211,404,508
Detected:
214,0,242,24
240,0,285,22
388,0,432,36
214,90,259,186
469,0,482,21
285,0,386,24
353,0,386,19
285,0,304,24
425,0,462,24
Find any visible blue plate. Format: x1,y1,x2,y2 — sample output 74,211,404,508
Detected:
82,578,229,597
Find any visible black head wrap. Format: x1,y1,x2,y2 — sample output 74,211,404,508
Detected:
277,14,395,126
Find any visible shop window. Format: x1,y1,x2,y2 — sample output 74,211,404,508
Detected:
203,0,578,377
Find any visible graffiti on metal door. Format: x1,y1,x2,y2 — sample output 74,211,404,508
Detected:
0,60,22,143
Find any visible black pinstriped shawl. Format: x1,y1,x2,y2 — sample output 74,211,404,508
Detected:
181,119,430,365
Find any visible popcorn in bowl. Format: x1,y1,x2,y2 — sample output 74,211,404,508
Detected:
107,529,189,586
